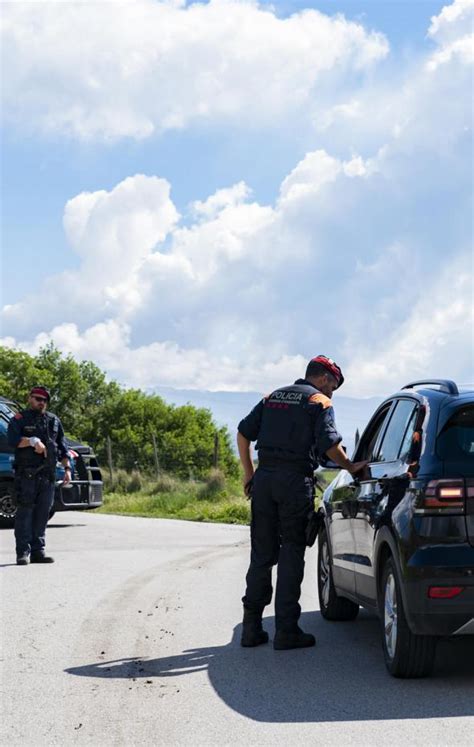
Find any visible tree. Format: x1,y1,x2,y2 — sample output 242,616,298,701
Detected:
0,344,238,477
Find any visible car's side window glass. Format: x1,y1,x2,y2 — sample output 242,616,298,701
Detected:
356,405,392,462
376,400,417,463
398,407,418,461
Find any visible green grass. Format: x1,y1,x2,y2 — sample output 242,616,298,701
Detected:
97,469,251,524
96,467,340,525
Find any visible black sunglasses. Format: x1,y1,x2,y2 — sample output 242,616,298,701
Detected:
32,395,47,402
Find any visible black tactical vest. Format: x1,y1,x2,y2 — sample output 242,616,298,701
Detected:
14,410,59,475
256,380,321,472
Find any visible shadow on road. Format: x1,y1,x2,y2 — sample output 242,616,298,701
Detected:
66,609,474,722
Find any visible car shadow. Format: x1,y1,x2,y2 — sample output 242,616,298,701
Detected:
66,609,474,722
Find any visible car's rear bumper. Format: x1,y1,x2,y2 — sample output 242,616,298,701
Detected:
54,480,103,511
404,549,474,635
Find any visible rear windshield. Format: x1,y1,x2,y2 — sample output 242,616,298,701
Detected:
437,406,474,475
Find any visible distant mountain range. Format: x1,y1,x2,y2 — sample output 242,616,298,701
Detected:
151,386,383,458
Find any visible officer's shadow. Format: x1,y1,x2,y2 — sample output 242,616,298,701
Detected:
66,610,474,723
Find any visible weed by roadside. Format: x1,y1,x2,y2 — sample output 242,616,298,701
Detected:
98,468,250,524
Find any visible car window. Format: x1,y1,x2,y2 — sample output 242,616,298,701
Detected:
376,399,418,463
437,406,474,475
0,403,15,419
356,404,392,462
397,406,418,461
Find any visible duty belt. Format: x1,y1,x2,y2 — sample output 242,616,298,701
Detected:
257,455,314,477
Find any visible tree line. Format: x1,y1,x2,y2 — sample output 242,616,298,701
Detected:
0,344,239,478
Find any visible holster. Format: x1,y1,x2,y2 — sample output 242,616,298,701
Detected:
305,508,323,547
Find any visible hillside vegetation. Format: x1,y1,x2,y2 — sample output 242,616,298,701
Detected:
0,344,238,479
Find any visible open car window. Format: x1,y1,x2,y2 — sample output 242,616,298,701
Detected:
356,404,393,462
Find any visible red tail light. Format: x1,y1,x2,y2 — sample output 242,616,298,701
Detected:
428,586,465,599
423,479,465,510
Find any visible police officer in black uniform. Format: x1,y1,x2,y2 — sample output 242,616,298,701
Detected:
7,386,71,565
237,355,368,650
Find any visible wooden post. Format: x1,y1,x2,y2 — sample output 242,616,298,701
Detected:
213,432,219,468
151,433,160,479
106,436,114,483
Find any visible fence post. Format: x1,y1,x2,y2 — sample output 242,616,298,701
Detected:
151,433,160,479
106,435,114,483
213,432,219,468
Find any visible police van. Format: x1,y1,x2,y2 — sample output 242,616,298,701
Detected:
0,396,103,527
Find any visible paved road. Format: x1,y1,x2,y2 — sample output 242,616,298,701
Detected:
1,512,473,746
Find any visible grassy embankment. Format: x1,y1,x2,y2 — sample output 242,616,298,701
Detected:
97,468,338,525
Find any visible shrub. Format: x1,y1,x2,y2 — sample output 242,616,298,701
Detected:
198,468,226,500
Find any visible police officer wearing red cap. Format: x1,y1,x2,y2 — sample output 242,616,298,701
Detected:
7,386,71,565
237,356,368,650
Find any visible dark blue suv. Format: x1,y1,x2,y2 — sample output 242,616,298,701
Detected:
317,380,474,678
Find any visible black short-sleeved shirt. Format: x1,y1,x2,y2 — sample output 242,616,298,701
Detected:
238,378,342,471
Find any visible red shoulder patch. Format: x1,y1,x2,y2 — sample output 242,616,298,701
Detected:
308,393,332,409
14,412,23,419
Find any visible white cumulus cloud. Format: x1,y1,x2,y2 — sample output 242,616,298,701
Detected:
1,0,472,397
1,0,389,140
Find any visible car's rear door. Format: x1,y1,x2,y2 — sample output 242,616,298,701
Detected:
327,402,392,597
352,398,419,604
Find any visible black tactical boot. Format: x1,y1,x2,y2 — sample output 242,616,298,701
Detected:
30,552,55,564
273,626,316,650
241,608,269,648
16,554,30,566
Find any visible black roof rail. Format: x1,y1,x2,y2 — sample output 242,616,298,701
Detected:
402,379,459,396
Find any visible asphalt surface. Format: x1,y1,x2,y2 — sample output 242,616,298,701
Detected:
1,512,473,746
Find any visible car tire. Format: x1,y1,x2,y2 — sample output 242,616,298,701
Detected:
380,558,437,678
318,529,359,621
0,481,16,528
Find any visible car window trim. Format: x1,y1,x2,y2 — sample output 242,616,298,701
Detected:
372,400,397,462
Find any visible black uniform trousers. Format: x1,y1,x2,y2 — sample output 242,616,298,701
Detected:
242,466,313,632
14,472,55,557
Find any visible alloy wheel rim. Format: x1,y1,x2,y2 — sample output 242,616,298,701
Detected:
0,493,16,519
384,573,398,659
320,541,331,608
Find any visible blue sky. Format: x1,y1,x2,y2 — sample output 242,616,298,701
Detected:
1,0,472,397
